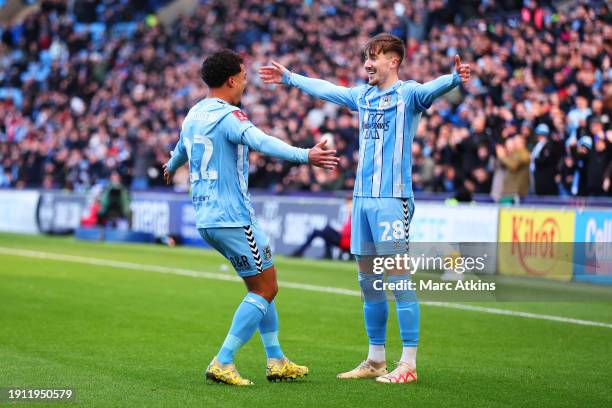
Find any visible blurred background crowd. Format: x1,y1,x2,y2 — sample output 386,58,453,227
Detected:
0,0,611,200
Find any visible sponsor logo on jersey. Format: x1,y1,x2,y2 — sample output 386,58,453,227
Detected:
363,112,389,139
230,255,251,270
192,195,210,203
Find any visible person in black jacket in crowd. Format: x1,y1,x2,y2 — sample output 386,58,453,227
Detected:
585,119,612,196
531,124,563,195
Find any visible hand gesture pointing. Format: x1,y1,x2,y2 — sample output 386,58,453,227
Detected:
455,55,471,84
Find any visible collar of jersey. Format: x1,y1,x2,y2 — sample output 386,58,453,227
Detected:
359,81,404,110
209,97,228,105
372,80,403,95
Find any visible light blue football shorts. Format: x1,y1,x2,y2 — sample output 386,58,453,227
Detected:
198,221,274,278
351,197,415,256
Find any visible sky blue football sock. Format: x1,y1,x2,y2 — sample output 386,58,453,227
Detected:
259,300,284,359
387,274,419,347
358,272,388,346
217,292,269,364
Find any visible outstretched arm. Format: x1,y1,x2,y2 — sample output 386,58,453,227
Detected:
241,127,339,170
259,60,359,111
412,55,471,112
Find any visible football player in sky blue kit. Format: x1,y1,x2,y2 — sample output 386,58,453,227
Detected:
260,33,471,383
163,50,339,386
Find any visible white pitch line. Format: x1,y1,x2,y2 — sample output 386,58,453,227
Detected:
1,246,611,329
425,302,612,329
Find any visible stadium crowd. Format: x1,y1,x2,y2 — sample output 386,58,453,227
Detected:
0,0,611,199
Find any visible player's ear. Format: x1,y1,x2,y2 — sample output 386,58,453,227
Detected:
391,55,399,70
385,53,396,70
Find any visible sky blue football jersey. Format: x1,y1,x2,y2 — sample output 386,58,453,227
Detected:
166,97,309,228
282,71,460,198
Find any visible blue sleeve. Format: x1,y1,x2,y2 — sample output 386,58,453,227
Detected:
408,72,460,113
166,131,188,172
223,110,256,144
222,110,309,163
241,127,309,163
282,71,359,111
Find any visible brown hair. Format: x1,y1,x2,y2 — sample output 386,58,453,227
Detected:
363,33,405,65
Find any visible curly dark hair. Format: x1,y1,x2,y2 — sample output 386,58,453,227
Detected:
200,49,244,88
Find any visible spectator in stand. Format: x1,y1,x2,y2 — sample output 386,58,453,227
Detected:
603,161,612,195
532,124,563,195
497,136,531,202
0,0,611,199
571,136,594,196
468,143,494,194
558,154,577,197
412,143,435,192
567,95,593,142
584,126,612,196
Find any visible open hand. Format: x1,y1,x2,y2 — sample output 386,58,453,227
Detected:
308,139,340,170
259,60,289,84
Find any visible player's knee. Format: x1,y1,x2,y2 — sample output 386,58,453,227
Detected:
388,274,418,302
396,300,420,315
253,282,278,303
260,290,277,303
358,272,386,303
267,282,279,300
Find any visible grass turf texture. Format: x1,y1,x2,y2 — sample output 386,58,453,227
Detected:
0,233,611,407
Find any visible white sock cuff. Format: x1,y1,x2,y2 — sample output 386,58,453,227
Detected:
400,346,417,367
368,344,386,363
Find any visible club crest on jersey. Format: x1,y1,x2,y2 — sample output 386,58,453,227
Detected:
263,246,272,261
232,110,250,121
379,95,392,108
363,112,389,139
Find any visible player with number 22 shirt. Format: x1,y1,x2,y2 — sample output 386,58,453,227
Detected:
164,49,339,386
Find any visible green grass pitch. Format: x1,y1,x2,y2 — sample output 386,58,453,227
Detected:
0,233,611,407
